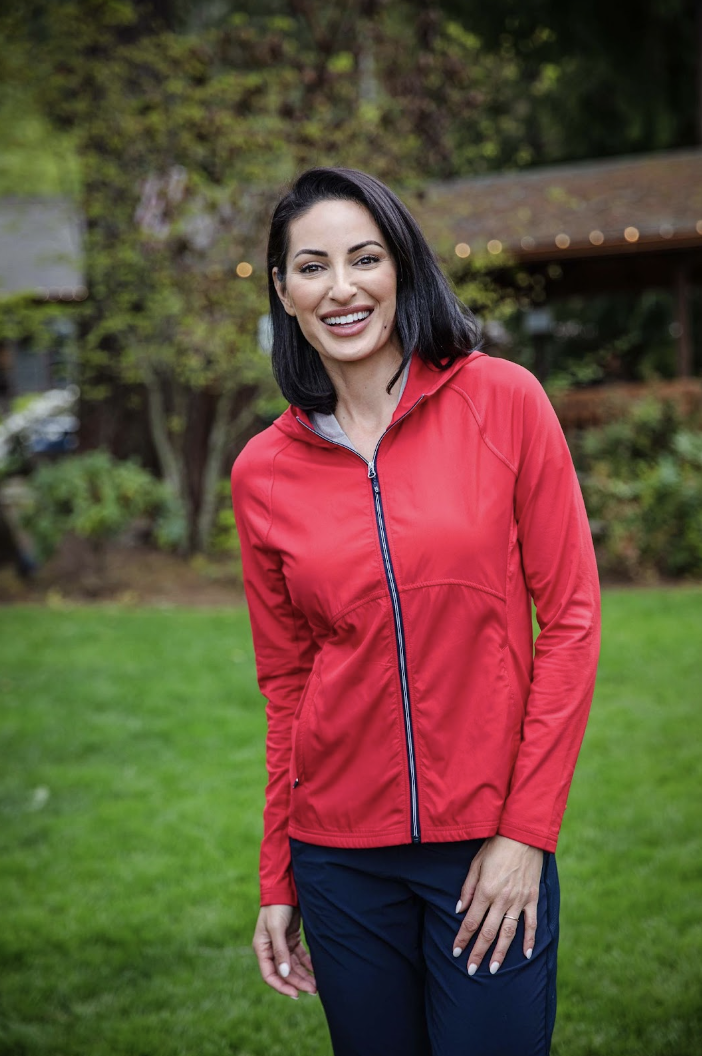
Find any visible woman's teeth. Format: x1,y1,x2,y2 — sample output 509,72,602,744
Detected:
323,310,371,326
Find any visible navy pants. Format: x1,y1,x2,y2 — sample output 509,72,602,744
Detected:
290,838,559,1056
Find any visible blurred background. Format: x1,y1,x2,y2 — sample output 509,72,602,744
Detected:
0,3,700,1055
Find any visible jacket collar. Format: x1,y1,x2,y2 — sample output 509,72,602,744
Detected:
273,349,485,444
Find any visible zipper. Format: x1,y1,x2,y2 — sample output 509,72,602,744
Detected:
296,395,425,843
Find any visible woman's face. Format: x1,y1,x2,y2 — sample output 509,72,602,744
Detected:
273,198,402,369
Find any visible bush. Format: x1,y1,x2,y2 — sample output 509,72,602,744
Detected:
581,399,702,579
23,449,181,561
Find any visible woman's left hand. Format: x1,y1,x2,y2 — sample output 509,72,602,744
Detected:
452,835,543,975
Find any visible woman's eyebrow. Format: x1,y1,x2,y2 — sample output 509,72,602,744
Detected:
292,240,384,260
348,240,383,253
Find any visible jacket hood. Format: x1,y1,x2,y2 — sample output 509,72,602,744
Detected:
273,349,486,444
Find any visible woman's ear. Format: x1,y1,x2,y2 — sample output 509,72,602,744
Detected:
272,267,296,317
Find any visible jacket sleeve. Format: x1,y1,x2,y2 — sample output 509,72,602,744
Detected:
497,368,601,852
231,448,318,906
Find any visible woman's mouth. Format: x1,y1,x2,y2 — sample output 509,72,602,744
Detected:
321,309,373,336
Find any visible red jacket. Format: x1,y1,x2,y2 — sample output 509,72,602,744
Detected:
230,351,600,906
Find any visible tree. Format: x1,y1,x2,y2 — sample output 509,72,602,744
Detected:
432,0,700,161
1,0,561,549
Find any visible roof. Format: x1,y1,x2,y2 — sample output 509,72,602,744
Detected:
0,197,85,300
414,148,702,263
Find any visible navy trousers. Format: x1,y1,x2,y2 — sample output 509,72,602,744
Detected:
290,837,559,1056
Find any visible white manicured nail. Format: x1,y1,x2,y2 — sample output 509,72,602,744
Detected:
468,963,477,976
279,962,290,978
455,900,463,913
490,961,500,975
526,948,533,960
453,947,462,958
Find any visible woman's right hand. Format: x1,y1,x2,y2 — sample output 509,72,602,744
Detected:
252,904,317,999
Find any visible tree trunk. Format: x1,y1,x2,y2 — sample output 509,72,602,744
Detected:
195,394,260,553
143,366,191,550
196,389,233,553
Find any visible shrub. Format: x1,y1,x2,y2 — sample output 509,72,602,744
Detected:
581,399,702,580
23,449,180,561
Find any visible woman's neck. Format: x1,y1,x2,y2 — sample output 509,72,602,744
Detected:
324,345,406,433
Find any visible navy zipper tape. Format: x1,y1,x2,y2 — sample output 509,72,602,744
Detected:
370,467,421,842
295,396,425,843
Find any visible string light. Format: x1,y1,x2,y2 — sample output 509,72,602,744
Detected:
487,239,502,255
236,262,253,278
624,226,639,243
454,243,471,258
520,236,535,251
589,230,604,246
659,224,674,239
696,220,702,235
555,233,570,249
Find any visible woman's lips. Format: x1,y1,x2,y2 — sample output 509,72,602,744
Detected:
320,309,374,337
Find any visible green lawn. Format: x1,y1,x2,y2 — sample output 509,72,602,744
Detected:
0,590,700,1055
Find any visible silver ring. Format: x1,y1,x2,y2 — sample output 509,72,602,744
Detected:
504,914,520,921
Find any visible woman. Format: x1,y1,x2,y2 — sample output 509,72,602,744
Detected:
230,167,600,1056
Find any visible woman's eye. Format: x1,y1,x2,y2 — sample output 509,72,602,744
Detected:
299,262,323,274
356,254,380,265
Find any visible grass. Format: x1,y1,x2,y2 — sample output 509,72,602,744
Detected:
0,589,700,1055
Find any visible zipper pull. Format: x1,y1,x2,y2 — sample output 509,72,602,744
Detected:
292,778,299,790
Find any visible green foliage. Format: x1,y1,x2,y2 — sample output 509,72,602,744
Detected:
23,450,180,559
439,0,698,162
581,400,702,580
8,0,656,551
0,293,73,348
0,75,79,197
209,477,241,563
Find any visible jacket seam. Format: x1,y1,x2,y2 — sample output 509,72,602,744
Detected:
446,383,518,477
330,578,506,625
498,819,555,840
546,617,597,834
289,820,503,840
399,579,506,603
262,436,297,548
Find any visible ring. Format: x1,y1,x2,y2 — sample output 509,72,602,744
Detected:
504,914,520,921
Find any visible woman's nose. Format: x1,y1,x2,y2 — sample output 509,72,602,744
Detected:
328,269,357,302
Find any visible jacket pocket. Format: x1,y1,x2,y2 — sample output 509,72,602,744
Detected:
292,671,320,785
495,644,521,747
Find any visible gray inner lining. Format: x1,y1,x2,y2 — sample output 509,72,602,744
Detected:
309,353,413,454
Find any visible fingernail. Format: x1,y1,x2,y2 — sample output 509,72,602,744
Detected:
526,948,533,960
490,960,500,975
279,962,290,978
452,946,462,958
289,993,298,1000
455,900,463,913
468,963,477,976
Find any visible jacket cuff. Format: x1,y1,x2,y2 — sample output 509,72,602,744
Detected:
260,878,298,907
496,819,558,854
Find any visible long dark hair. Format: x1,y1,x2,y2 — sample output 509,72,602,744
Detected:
267,167,481,414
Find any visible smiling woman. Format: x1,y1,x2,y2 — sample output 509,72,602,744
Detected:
273,200,401,368
231,167,601,1056
266,168,480,420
